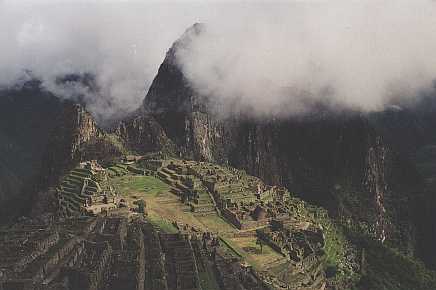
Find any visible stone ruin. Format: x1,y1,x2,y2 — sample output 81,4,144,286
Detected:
64,240,113,290
122,155,143,164
57,161,118,218
258,221,325,262
156,161,216,215
256,221,326,289
0,214,269,290
154,159,299,231
148,159,329,289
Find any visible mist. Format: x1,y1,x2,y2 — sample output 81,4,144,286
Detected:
0,1,206,122
2,1,436,121
175,1,436,117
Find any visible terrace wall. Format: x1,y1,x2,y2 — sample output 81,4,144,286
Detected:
66,241,112,290
222,208,269,230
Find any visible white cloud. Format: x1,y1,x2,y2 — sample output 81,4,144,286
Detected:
1,1,436,121
0,1,202,122
176,1,436,116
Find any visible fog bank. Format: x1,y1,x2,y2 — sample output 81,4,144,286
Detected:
2,1,436,121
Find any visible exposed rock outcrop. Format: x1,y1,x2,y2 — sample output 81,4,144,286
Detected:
42,102,102,186
115,115,176,155
40,102,127,194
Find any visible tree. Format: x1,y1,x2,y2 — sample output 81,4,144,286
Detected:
256,237,263,254
134,199,146,214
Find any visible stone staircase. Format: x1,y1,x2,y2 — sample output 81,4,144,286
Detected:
159,233,201,290
58,167,103,217
156,165,218,216
190,189,216,216
157,167,190,196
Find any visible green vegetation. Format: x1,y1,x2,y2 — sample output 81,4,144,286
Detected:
147,214,178,233
323,222,348,271
133,199,146,213
323,223,361,285
218,237,244,258
287,200,360,285
112,175,170,197
355,235,436,290
107,164,129,176
198,266,221,290
196,214,236,234
219,236,284,271
105,133,130,155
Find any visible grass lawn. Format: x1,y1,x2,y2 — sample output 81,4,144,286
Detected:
147,196,206,230
224,236,286,270
147,213,178,233
196,214,236,235
107,164,128,176
111,175,170,197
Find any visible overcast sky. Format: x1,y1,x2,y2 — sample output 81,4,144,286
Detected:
2,1,436,121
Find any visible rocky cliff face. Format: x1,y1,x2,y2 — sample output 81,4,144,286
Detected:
41,101,126,188
368,103,436,267
115,115,176,155
41,102,102,185
118,25,424,258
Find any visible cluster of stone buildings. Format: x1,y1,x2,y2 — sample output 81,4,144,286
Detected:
154,160,315,232
151,159,328,289
156,161,217,215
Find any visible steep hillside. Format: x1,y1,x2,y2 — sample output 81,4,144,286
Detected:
368,100,436,268
0,81,64,223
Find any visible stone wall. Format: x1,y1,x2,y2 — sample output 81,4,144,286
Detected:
66,241,112,290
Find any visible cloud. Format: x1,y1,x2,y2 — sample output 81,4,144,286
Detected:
0,1,205,122
175,1,436,117
1,1,436,121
